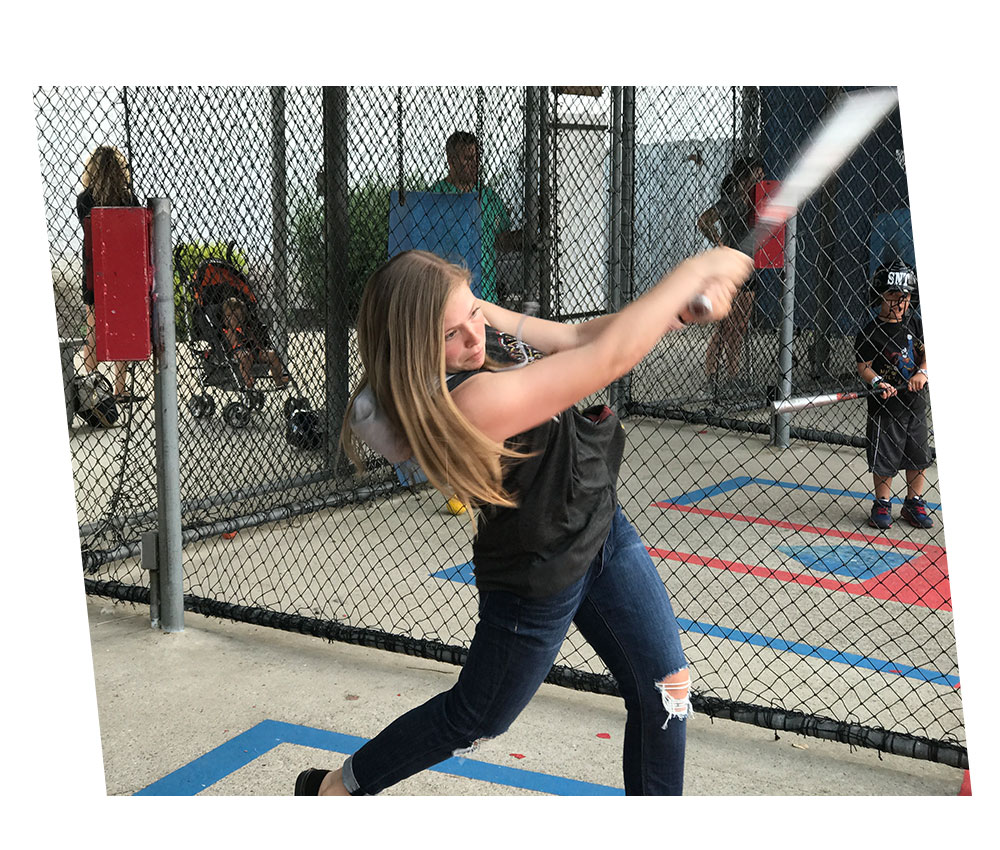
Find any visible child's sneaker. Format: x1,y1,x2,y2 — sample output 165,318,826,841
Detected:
901,497,933,529
869,498,893,529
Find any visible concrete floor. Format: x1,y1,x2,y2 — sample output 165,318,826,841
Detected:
86,596,963,797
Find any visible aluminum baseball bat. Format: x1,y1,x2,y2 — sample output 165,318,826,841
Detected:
692,87,899,318
772,382,908,415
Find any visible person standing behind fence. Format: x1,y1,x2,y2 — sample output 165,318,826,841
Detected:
428,131,521,304
294,244,751,797
76,145,144,406
854,261,933,530
696,156,763,387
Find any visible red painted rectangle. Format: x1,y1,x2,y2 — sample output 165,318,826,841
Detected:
89,207,153,361
651,500,950,611
753,180,785,269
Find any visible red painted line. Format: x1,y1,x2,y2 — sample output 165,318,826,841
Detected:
650,547,950,611
654,500,929,551
959,770,971,796
650,503,951,612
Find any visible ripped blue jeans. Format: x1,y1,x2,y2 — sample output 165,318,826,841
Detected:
343,504,690,795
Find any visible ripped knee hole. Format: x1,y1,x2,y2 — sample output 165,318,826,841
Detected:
655,671,692,727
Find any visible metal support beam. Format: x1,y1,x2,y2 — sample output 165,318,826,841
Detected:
150,197,183,632
322,87,351,472
269,86,289,355
608,87,624,413
538,86,553,319
771,215,797,448
523,87,540,309
615,87,637,413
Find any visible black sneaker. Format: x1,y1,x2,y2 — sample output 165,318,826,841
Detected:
901,497,933,529
294,768,329,796
869,498,892,529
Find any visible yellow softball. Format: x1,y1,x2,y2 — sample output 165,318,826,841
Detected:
446,497,467,515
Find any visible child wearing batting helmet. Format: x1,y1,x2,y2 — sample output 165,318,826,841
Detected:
854,260,933,529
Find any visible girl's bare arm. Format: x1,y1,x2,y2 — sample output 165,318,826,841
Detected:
453,247,752,442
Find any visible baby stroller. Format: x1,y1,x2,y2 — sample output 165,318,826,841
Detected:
176,245,314,436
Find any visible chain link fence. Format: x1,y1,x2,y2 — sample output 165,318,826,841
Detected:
36,85,963,769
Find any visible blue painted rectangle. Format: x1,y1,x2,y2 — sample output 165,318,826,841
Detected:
777,543,912,580
136,719,623,796
657,476,954,687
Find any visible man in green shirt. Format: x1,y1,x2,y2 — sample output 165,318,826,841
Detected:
429,131,521,303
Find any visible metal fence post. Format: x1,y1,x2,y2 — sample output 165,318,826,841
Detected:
538,86,553,319
523,87,540,308
809,86,843,381
619,87,636,412
270,86,289,356
771,215,797,448
150,197,184,632
322,86,351,473
608,87,624,412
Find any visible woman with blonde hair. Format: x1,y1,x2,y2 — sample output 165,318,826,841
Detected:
296,245,751,796
76,145,142,404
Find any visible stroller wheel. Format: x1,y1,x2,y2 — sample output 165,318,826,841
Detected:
189,394,216,419
223,401,251,429
283,396,310,420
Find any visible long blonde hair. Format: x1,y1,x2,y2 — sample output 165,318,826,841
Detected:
342,250,525,520
82,146,132,206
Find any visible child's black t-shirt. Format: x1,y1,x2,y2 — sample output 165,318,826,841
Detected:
854,311,927,413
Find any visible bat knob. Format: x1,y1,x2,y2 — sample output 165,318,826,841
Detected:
690,293,712,318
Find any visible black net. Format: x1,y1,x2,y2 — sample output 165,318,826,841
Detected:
38,85,963,768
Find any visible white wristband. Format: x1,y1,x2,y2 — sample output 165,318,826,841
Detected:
917,369,928,377
870,374,883,389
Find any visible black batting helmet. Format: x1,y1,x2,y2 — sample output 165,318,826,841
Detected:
872,260,917,295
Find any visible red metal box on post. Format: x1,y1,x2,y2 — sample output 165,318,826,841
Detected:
753,180,785,269
87,207,153,361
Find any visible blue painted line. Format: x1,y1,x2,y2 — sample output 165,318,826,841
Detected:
136,719,623,796
432,561,476,585
658,476,755,505
751,478,942,511
677,618,958,687
134,720,295,795
660,477,941,512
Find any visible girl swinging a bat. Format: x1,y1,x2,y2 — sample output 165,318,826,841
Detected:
293,246,750,797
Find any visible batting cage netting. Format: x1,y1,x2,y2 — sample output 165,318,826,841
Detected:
36,85,964,768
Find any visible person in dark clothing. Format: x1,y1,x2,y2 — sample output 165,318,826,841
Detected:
294,245,751,797
855,261,933,529
76,145,143,405
696,157,764,384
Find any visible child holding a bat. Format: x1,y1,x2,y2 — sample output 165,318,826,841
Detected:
854,261,932,530
294,246,750,796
